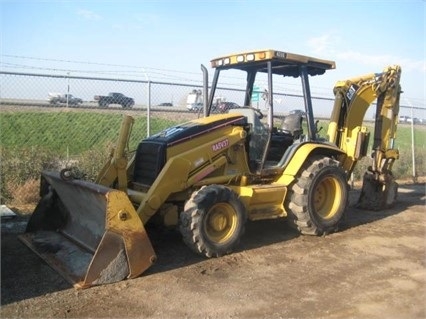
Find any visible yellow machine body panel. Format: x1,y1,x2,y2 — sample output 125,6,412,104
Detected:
276,143,345,184
230,184,287,220
129,113,252,223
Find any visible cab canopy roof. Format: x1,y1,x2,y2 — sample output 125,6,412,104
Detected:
211,49,335,77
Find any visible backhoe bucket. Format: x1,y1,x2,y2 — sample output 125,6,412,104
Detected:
19,171,156,289
357,171,398,210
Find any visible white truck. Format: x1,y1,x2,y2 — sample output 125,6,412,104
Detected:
186,89,203,111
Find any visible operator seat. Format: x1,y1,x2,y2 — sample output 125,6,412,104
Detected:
280,113,303,139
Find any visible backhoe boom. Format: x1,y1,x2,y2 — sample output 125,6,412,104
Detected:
327,65,402,209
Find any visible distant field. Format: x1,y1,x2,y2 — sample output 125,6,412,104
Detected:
1,110,425,205
317,121,426,151
317,120,426,179
2,110,424,152
0,111,179,154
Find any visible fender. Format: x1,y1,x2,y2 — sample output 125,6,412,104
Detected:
275,142,346,186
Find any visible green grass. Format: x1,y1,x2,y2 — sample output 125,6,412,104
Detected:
0,111,181,203
316,121,426,179
317,121,426,150
1,112,425,204
1,112,425,170
0,112,175,154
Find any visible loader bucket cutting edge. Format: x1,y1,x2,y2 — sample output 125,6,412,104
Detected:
18,171,156,289
357,172,398,211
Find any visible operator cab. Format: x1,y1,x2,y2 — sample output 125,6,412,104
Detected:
207,49,335,174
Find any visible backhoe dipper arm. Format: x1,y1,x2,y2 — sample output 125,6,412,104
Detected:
327,65,402,209
370,66,401,175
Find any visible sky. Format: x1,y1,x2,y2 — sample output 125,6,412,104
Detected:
1,0,425,112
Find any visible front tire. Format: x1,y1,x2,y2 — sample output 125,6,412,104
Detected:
179,185,247,258
286,155,348,235
122,102,134,108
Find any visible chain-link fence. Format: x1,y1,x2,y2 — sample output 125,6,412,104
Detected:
1,71,425,206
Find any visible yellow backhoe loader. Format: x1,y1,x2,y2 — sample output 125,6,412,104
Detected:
19,49,402,288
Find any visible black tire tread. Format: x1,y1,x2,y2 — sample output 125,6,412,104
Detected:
285,155,348,236
179,185,246,258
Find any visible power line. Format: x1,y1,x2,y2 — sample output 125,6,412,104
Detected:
0,62,203,83
2,54,425,104
0,54,330,90
1,54,201,76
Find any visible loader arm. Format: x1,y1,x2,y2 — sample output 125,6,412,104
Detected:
96,115,134,191
327,65,402,209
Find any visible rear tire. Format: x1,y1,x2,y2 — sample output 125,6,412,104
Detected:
286,155,348,235
179,185,246,258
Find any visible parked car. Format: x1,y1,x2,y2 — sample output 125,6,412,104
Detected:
94,92,134,108
218,102,240,113
187,102,204,112
399,115,411,123
407,117,421,124
158,102,173,107
48,93,83,106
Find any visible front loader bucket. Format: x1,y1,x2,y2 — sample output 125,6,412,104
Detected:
357,171,398,210
19,171,156,289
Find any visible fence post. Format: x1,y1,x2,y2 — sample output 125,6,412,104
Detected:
66,72,70,108
147,81,151,137
410,105,417,182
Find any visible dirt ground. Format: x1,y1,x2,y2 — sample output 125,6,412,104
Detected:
1,182,425,319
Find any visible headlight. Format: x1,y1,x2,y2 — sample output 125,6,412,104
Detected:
246,54,255,61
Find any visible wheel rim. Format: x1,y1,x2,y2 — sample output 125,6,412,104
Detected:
314,175,342,220
205,203,238,243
